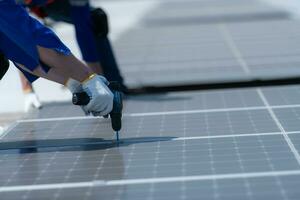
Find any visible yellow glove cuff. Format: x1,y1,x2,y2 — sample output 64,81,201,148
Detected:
81,73,97,84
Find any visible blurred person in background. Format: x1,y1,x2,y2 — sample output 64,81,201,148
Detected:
2,45,42,112
0,0,114,116
17,0,128,111
19,72,42,112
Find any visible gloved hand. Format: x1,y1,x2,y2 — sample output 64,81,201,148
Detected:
82,74,113,116
66,78,83,93
66,78,90,115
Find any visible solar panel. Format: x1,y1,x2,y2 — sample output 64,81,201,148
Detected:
113,0,300,87
1,86,300,199
116,20,300,87
144,0,289,25
26,102,84,119
261,85,300,105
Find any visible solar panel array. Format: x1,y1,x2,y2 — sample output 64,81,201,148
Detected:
1,0,300,199
114,0,300,87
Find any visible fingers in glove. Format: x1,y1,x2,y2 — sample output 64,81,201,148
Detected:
90,102,112,116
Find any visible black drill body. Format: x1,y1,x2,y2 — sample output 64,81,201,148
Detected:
72,82,123,140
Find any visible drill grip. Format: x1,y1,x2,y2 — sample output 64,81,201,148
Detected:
72,82,123,132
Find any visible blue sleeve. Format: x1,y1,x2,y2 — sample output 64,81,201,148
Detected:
0,0,39,71
70,4,99,62
0,0,71,82
16,0,47,6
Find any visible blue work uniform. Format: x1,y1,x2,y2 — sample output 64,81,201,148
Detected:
0,0,70,82
69,1,124,83
70,1,98,62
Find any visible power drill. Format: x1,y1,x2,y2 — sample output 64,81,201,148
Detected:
72,82,123,142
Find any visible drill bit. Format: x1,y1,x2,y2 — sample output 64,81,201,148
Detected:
116,131,119,142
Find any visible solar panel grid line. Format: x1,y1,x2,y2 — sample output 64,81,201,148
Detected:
1,170,300,193
215,16,300,167
0,113,282,146
4,124,57,191
2,116,300,145
1,120,292,148
0,122,19,139
173,132,285,140
0,134,298,198
257,89,300,166
204,113,218,198
52,154,82,199
26,132,61,183
1,131,300,151
256,132,289,199
0,151,294,175
115,30,300,51
218,24,251,75
17,116,96,123
3,150,31,188
116,33,300,49
117,18,300,87
16,103,300,123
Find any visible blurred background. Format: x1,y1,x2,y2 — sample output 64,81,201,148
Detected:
1,0,300,129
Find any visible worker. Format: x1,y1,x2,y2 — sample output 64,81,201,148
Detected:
0,0,113,116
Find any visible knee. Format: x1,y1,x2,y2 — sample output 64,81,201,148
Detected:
90,8,109,37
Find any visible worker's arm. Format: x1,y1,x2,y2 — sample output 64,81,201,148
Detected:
0,1,113,115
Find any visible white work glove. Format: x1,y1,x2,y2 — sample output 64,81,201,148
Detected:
82,74,113,116
66,78,84,93
66,77,109,93
24,92,42,112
